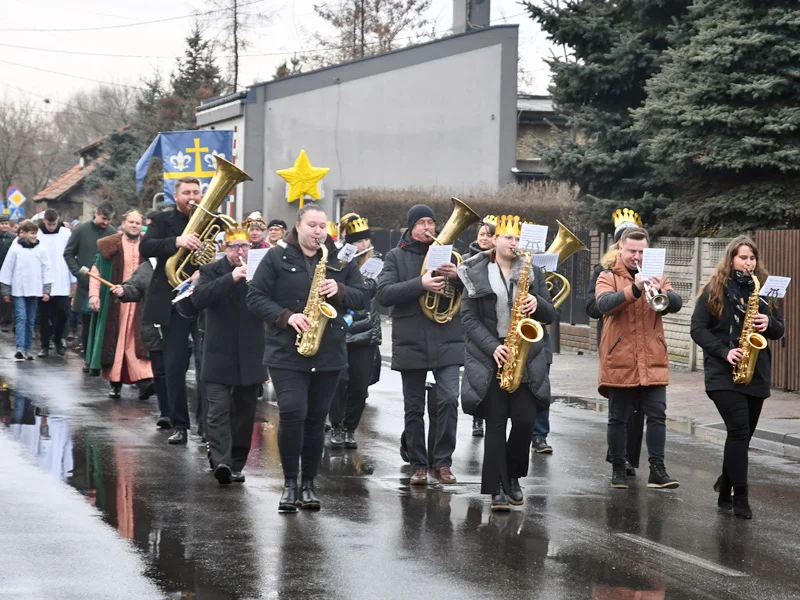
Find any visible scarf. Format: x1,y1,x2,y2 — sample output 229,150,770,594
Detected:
725,271,755,347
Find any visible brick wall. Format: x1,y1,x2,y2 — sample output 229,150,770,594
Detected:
560,323,596,353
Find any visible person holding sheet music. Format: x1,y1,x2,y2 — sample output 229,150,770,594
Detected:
328,217,383,449
690,236,784,519
595,226,683,491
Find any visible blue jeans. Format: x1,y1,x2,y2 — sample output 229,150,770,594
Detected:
13,296,38,352
533,408,550,438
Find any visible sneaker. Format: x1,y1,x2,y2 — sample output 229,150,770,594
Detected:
532,436,553,454
343,429,357,449
472,418,484,437
330,426,344,447
647,464,680,489
409,468,429,486
432,466,457,484
611,465,628,489
626,462,637,478
55,343,66,357
25,352,35,361
37,348,49,358
14,350,25,361
156,416,172,430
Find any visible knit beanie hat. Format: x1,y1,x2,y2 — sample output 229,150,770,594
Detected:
407,204,435,230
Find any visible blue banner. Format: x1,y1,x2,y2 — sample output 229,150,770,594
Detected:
136,131,234,204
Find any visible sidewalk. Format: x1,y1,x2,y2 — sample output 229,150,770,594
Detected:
379,318,800,459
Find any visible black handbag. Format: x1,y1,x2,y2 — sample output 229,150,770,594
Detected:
368,346,382,386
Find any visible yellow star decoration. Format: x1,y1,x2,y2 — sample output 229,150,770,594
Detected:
276,150,330,208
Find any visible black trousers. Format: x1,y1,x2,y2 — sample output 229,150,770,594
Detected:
709,390,764,486
81,312,92,352
191,325,207,436
328,344,375,431
481,375,538,495
39,296,70,349
149,350,170,418
607,386,667,467
270,367,342,479
605,395,646,468
400,384,438,466
161,313,193,430
206,382,259,472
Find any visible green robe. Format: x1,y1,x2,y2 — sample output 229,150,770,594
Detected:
85,253,113,371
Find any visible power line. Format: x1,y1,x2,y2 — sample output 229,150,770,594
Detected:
0,58,147,91
0,81,125,119
0,0,267,32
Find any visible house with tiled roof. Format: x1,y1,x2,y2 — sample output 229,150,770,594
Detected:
33,131,117,223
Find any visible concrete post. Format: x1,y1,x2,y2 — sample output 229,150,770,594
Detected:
688,236,702,371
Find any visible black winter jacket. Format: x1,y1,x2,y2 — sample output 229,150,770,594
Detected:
246,230,369,372
117,260,161,352
586,263,604,344
346,278,381,346
376,231,464,371
140,209,193,326
458,252,555,415
0,231,14,266
193,257,266,386
690,285,784,399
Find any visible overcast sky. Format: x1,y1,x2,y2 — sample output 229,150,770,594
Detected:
1,0,554,110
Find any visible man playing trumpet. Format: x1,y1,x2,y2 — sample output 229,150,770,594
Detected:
595,226,682,490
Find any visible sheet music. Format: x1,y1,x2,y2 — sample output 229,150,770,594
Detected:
172,285,194,304
337,243,358,263
530,253,559,272
424,245,453,271
246,248,268,281
759,275,791,299
519,224,548,253
360,257,384,280
640,248,666,279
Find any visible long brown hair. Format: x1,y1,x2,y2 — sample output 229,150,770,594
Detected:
699,236,769,317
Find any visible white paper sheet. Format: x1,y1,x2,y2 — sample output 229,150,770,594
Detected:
337,243,358,263
360,257,384,280
519,224,548,253
639,248,666,279
759,275,791,299
246,248,268,281
424,245,453,271
531,253,559,272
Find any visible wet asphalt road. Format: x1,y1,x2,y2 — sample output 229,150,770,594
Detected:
2,343,800,600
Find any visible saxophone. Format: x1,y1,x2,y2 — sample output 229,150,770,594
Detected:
732,272,768,385
296,240,338,357
498,251,545,393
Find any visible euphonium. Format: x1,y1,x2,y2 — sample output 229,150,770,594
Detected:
296,240,338,357
543,221,588,309
419,197,481,323
498,250,544,393
165,157,252,288
733,272,768,385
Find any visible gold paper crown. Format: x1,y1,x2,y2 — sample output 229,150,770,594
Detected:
612,208,642,228
346,217,369,235
327,221,338,240
483,215,498,227
495,215,526,237
340,212,360,227
224,224,249,243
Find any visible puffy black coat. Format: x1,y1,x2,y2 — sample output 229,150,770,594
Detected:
193,257,266,386
586,263,604,344
140,209,194,326
690,285,784,399
117,260,161,352
458,252,555,414
346,278,381,346
246,230,369,372
376,231,464,371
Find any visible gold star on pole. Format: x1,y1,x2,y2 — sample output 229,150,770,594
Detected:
276,150,330,208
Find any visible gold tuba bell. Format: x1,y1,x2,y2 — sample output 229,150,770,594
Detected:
419,197,481,323
543,220,588,309
166,157,253,288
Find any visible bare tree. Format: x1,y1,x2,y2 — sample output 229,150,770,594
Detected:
305,0,436,69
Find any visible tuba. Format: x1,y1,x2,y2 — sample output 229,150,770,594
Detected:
419,197,481,323
165,157,252,288
543,221,588,309
732,272,768,385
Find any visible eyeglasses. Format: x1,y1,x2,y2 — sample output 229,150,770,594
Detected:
227,244,249,251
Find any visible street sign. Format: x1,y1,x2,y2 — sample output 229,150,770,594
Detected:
6,186,25,207
9,206,23,220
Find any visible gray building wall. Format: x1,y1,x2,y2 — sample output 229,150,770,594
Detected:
197,25,519,225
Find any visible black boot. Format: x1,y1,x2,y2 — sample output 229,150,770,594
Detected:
279,478,298,513
714,473,733,510
299,478,321,510
732,485,752,519
109,382,122,399
611,464,628,489
507,478,524,506
491,490,510,512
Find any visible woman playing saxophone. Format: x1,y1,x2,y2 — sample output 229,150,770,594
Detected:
457,215,555,512
246,204,369,513
690,236,784,519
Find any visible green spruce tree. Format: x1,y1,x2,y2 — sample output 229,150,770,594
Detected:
633,0,800,235
524,0,690,232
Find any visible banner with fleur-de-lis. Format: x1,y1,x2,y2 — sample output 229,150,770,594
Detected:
135,130,234,204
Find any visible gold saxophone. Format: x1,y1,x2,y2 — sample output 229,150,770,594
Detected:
732,272,768,385
296,240,338,357
498,251,545,393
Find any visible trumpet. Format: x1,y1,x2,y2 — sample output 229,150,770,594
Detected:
636,263,669,312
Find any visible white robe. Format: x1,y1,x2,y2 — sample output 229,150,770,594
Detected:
0,240,53,297
37,227,75,297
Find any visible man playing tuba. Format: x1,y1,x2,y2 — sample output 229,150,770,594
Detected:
376,204,465,486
